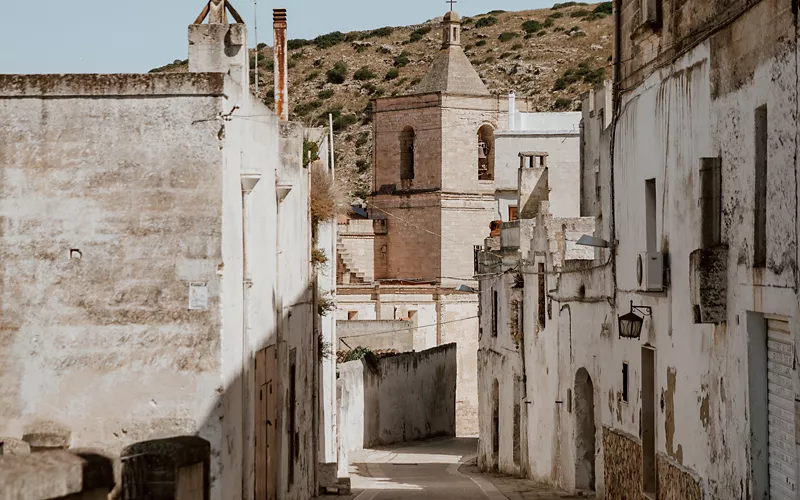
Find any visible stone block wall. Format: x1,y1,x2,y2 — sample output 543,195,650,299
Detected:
603,427,642,500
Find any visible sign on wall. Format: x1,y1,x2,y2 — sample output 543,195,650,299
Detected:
189,282,209,310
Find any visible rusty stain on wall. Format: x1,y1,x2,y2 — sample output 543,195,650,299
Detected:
664,366,682,464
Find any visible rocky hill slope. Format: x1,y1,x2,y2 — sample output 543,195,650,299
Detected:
153,2,613,200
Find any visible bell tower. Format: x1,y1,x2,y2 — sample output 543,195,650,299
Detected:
442,10,461,48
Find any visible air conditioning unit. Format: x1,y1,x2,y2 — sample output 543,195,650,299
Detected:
637,252,664,291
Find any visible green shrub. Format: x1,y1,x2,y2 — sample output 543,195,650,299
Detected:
548,12,564,18
313,59,323,67
314,31,345,49
554,26,565,32
500,52,513,59
326,61,348,84
287,59,297,69
291,51,305,60
476,39,487,47
570,25,581,32
412,26,432,36
544,18,555,28
294,99,323,116
552,63,604,91
362,82,378,94
537,30,547,36
512,42,524,50
288,39,310,50
554,97,572,110
593,2,613,14
488,9,507,14
499,32,520,42
356,133,369,147
553,78,568,91
552,1,584,9
262,93,275,107
318,88,334,99
475,16,499,28
385,68,400,80
464,44,475,51
377,46,393,54
394,51,411,67
522,20,542,33
484,56,495,64
570,9,590,17
354,66,377,81
356,159,370,173
368,26,394,37
409,32,423,42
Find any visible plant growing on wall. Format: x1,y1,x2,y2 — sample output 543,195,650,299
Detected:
312,248,329,268
318,291,335,317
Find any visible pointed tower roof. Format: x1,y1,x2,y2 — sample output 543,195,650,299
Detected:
414,10,490,96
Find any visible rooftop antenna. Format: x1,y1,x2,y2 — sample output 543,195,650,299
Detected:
253,0,259,93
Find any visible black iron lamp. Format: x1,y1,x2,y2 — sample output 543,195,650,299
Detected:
618,301,652,339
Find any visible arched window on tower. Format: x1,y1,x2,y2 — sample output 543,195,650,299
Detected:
400,126,415,180
478,124,495,181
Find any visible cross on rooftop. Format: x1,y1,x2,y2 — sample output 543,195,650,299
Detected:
446,0,457,11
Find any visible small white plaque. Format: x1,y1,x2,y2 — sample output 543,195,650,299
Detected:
189,282,209,310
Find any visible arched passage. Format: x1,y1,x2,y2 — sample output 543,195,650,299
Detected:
400,126,415,180
574,368,596,491
477,124,495,180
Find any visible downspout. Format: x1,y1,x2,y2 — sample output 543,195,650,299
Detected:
610,0,622,301
241,173,261,498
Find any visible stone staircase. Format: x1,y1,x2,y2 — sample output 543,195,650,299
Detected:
337,241,367,284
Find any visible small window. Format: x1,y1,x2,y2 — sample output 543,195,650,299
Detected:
537,263,546,329
492,290,498,337
508,206,518,221
622,362,629,403
400,126,415,180
348,311,358,320
645,179,656,252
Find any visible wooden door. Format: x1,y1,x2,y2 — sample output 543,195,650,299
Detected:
255,346,278,500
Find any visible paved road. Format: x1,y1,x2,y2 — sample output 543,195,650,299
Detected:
348,438,506,500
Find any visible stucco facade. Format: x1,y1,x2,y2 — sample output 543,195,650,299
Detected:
0,15,329,500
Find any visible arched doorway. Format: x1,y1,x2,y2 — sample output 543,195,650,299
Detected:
574,368,596,491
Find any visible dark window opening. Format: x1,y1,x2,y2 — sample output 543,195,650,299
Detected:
400,126,415,180
537,263,546,329
700,157,722,248
645,178,657,252
491,290,498,337
622,362,629,403
754,105,768,268
288,360,297,488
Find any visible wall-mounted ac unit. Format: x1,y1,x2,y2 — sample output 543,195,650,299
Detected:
637,252,664,292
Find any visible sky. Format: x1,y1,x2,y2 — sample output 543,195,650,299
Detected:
3,0,556,75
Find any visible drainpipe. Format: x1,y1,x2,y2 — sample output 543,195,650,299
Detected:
613,0,622,107
241,173,261,498
273,9,289,121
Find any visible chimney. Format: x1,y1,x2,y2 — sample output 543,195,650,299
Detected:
273,9,289,121
508,91,516,131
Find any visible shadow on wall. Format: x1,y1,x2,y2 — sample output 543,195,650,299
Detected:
338,344,457,454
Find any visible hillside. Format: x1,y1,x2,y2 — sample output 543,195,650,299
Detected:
152,2,614,200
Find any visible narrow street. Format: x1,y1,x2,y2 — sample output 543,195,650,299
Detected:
341,438,591,500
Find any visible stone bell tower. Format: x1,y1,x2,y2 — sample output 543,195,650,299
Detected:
368,8,506,286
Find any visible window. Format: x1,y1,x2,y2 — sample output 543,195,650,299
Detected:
700,157,722,247
400,126,415,180
537,263,546,329
642,0,662,27
645,179,657,252
478,125,495,180
622,362,629,403
491,290,498,337
508,206,518,221
755,105,768,267
288,357,297,487
348,311,358,320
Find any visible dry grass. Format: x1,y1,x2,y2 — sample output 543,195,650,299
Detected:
310,161,344,229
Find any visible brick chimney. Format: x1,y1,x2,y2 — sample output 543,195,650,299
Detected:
273,9,289,121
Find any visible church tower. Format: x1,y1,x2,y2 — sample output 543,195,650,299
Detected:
369,9,507,287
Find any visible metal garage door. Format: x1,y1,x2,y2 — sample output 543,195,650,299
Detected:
767,318,797,500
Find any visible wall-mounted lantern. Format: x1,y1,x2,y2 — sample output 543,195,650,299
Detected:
618,301,652,339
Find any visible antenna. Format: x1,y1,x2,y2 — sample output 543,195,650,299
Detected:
253,0,259,93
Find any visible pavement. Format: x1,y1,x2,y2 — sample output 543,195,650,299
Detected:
315,437,592,500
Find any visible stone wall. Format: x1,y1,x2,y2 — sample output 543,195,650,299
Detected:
657,454,701,500
338,344,457,451
602,427,642,500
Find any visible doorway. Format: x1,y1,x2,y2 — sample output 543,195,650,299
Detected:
492,379,500,469
574,368,596,491
255,345,277,500
642,346,656,497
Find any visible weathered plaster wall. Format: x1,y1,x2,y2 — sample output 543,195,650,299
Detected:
338,344,457,451
494,134,581,218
